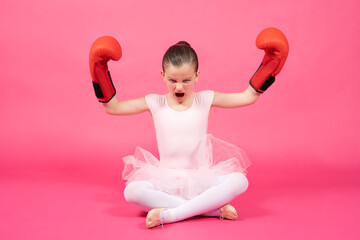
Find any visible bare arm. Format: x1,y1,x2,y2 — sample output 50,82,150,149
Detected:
103,96,149,115
212,86,260,108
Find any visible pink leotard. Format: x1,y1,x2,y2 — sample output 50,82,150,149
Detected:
122,90,250,199
146,90,213,169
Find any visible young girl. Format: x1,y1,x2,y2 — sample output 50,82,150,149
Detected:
89,28,288,228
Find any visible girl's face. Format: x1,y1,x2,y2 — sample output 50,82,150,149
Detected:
161,63,199,104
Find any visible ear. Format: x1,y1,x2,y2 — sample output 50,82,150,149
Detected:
195,70,200,83
161,70,166,82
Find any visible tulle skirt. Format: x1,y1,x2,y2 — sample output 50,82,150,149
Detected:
122,134,250,200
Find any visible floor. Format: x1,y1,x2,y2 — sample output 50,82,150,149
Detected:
1,159,359,240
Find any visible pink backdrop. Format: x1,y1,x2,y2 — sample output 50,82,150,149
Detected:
1,0,359,239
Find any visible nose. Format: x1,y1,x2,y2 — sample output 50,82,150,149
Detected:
175,83,184,91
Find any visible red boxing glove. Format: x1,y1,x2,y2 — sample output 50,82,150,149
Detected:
249,27,289,93
89,36,122,102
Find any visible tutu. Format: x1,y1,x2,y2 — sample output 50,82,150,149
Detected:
122,134,250,200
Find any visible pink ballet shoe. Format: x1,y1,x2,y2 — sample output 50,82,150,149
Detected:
220,204,238,220
146,208,171,228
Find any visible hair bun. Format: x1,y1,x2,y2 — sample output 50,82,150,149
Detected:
163,40,198,71
176,41,191,46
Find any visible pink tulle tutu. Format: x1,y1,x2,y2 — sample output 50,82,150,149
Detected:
122,134,250,200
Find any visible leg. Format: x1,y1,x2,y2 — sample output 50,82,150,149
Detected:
146,172,249,227
170,172,248,221
124,180,186,211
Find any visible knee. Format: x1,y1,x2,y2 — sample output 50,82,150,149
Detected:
123,181,146,204
229,172,249,196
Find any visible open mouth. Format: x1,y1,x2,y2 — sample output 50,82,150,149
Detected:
175,92,185,97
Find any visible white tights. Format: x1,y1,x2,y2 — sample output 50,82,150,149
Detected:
123,172,249,223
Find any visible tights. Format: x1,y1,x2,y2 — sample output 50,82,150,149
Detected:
124,172,248,223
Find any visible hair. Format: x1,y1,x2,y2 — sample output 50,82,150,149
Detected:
162,41,199,72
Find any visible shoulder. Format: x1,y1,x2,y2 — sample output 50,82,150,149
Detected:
145,93,166,114
196,90,214,99
195,90,214,106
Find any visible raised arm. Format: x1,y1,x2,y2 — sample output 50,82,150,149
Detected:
212,86,260,108
213,27,289,109
103,96,149,115
89,36,149,115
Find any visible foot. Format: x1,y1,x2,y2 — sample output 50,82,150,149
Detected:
220,204,238,220
146,208,171,228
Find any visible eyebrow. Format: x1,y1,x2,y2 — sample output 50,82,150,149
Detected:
167,76,192,80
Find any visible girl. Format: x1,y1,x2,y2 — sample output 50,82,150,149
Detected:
89,28,288,228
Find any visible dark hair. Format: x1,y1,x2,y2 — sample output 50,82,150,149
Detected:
162,41,199,72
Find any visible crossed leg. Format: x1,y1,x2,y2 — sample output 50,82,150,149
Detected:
124,172,249,227
124,180,187,211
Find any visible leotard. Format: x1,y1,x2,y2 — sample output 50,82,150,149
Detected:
122,90,250,199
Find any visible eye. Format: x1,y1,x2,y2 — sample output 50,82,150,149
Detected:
183,79,191,83
169,79,176,83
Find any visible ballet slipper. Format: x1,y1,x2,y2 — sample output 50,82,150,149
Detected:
146,208,172,228
220,204,238,220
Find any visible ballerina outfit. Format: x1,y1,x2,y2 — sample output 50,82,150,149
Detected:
122,90,250,200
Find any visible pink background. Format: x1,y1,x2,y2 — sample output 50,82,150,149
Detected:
1,0,359,239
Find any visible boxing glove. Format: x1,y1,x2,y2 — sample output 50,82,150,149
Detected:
249,27,289,93
89,36,122,102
